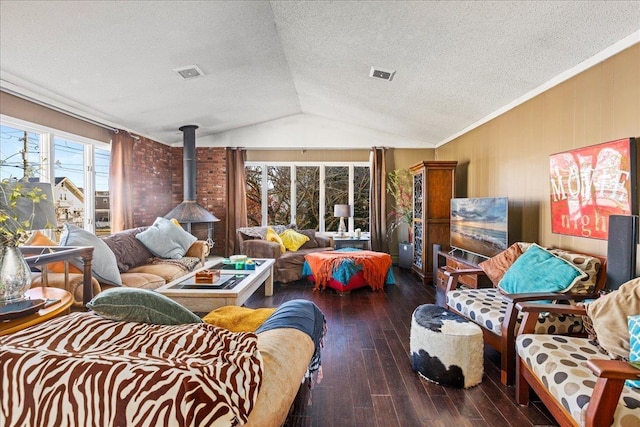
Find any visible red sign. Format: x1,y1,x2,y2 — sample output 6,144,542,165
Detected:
549,138,637,239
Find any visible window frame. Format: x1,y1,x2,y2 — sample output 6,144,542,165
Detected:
245,161,370,232
1,114,110,232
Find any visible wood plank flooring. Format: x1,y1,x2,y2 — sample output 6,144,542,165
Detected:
244,267,557,427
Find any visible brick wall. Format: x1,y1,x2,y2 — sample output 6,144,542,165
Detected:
131,140,227,256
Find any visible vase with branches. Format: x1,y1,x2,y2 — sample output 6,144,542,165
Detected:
386,169,413,243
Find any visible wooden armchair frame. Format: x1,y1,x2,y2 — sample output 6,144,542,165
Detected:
443,254,607,385
515,303,639,427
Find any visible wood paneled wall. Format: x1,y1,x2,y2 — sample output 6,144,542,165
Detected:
436,44,640,256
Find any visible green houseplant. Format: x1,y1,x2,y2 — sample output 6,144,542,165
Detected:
0,179,56,302
386,169,413,243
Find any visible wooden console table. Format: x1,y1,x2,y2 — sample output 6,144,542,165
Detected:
20,246,94,307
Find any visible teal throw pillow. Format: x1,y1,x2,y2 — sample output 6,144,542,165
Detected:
136,217,197,259
626,315,640,388
87,287,202,325
498,244,587,294
59,223,122,286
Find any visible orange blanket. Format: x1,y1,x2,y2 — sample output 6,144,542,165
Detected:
305,250,392,291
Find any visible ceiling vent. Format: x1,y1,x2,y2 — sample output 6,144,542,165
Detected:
173,65,205,80
369,66,396,81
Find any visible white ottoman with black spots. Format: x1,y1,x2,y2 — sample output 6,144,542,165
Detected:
410,304,483,388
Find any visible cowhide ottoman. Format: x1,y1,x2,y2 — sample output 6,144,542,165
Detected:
410,304,483,388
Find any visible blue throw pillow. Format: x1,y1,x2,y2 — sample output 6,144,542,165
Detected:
59,223,122,286
498,244,587,294
136,217,197,259
626,315,640,388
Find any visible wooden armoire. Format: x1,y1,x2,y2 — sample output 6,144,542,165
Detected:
410,161,457,283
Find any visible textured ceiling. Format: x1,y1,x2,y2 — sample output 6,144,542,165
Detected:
1,1,639,148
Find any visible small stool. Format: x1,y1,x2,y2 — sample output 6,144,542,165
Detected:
410,304,483,388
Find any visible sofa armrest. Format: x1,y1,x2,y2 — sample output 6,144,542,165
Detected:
516,302,586,335
185,240,209,264
442,268,485,293
241,239,281,259
584,360,640,427
314,235,332,248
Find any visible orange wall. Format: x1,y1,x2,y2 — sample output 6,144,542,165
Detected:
436,44,640,256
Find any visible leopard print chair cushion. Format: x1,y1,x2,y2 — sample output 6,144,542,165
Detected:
516,334,640,426
447,287,583,336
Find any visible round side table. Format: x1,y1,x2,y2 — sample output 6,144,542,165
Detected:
0,287,74,336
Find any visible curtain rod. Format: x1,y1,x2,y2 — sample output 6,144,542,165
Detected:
1,87,117,132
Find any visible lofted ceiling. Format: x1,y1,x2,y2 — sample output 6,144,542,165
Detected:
1,1,639,149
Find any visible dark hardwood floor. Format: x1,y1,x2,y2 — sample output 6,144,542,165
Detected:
244,267,557,427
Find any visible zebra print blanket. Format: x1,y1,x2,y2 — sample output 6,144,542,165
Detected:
0,312,263,427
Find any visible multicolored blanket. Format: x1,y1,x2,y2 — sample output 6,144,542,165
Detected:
304,249,393,291
0,312,262,427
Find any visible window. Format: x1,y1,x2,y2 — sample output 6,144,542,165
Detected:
0,116,110,234
245,162,370,232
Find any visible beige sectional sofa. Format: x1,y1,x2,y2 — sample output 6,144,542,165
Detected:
31,225,209,306
237,225,334,283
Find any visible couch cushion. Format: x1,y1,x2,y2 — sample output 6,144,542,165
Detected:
136,217,197,259
102,227,152,273
87,287,202,325
498,244,587,294
119,272,167,289
266,227,286,253
128,257,200,283
586,278,640,360
297,229,319,249
279,229,309,252
627,315,640,388
478,242,523,286
548,248,602,294
516,334,640,426
59,223,122,286
24,231,82,274
447,287,583,336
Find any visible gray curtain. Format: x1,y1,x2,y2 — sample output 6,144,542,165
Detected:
369,147,387,252
225,148,248,256
109,131,135,232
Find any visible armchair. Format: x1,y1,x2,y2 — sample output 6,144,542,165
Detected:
444,243,607,385
515,299,640,427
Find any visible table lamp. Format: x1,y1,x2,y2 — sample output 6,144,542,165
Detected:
333,204,352,236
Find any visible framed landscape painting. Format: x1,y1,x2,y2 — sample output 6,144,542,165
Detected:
549,137,638,239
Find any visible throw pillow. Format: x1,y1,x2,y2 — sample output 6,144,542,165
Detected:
59,223,122,286
202,306,276,332
498,243,587,294
279,229,310,252
102,227,152,273
136,217,197,259
586,278,640,360
266,226,286,253
24,231,83,274
478,242,523,286
87,287,202,325
626,315,640,388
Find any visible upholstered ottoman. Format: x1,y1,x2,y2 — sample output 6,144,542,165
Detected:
410,304,483,388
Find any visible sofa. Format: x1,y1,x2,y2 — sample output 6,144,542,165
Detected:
515,278,640,427
237,225,334,283
445,242,607,385
0,298,326,427
29,223,209,306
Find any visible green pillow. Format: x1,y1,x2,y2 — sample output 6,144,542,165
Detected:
498,244,587,294
87,288,202,325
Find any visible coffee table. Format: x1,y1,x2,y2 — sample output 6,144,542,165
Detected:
156,258,275,312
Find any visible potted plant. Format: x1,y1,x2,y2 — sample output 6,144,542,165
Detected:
386,169,413,243
0,179,56,302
